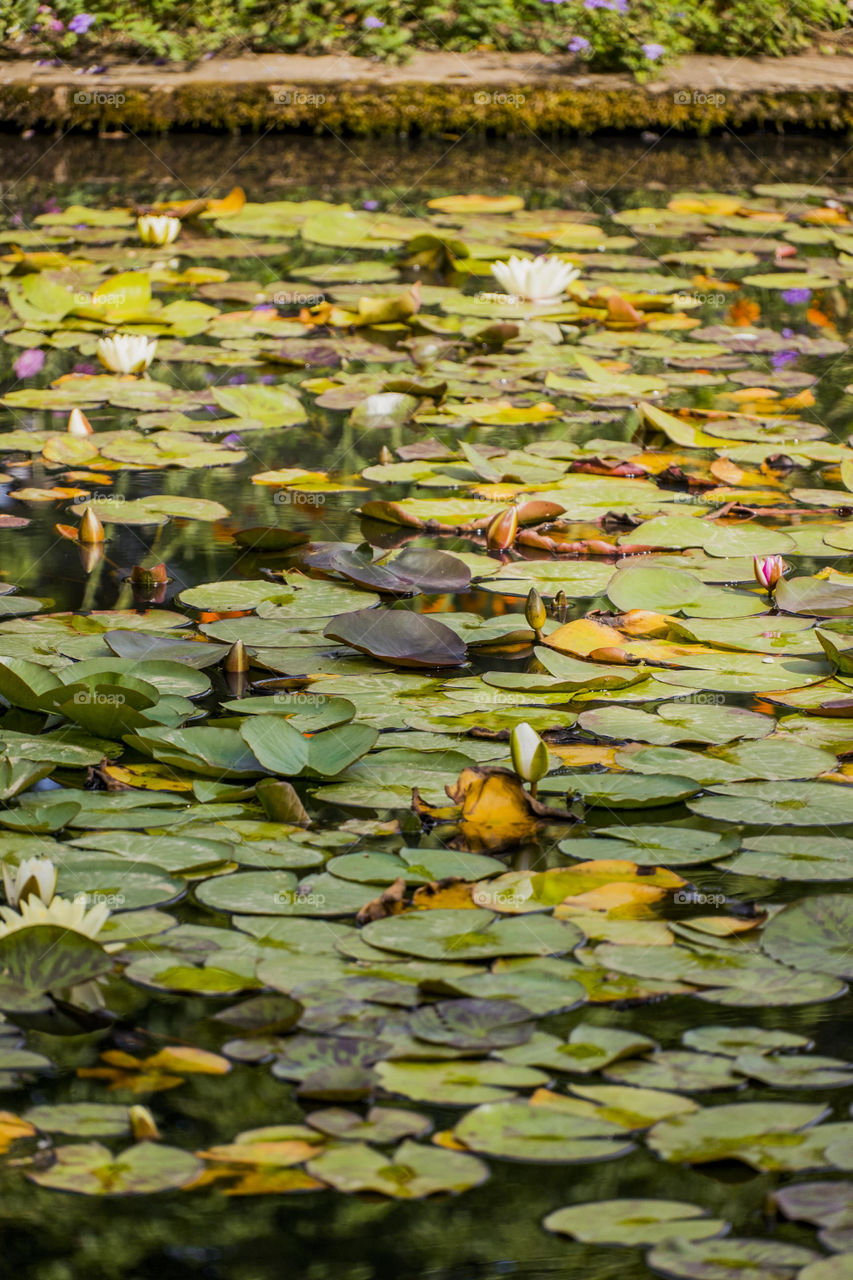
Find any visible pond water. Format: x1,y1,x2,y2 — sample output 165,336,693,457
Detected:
0,131,853,1280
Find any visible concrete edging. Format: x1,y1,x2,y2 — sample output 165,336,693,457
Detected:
2,52,853,134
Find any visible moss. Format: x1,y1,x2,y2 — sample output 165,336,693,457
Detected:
3,80,853,135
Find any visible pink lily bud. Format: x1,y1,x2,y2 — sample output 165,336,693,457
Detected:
753,554,786,591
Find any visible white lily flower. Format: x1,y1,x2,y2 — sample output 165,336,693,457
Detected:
2,857,57,909
137,214,181,246
509,721,550,790
0,893,110,940
491,255,579,303
96,333,158,375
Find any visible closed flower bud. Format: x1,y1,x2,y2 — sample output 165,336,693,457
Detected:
79,505,104,544
378,445,394,465
589,646,631,664
486,504,518,552
224,640,249,673
509,721,550,794
67,408,93,437
525,587,547,635
129,1105,160,1142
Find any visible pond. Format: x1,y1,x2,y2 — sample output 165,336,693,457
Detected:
0,129,853,1280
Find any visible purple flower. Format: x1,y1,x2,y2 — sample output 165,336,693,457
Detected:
771,350,798,369
362,199,380,210
68,12,95,33
13,349,45,380
363,15,385,28
781,287,812,305
568,35,591,52
222,432,243,448
642,43,665,60
584,0,627,10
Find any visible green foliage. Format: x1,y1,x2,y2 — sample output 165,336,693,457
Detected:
1,0,848,68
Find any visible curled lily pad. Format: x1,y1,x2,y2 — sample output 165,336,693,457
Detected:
323,609,466,668
761,895,853,978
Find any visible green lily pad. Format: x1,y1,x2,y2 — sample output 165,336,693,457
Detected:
305,1139,488,1197
543,1199,727,1246
28,1141,203,1195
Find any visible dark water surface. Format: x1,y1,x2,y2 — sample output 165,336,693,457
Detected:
0,129,852,1280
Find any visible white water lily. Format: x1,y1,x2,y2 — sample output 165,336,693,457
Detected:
0,893,110,940
137,214,181,246
2,857,57,909
509,721,550,791
491,255,579,303
96,333,157,375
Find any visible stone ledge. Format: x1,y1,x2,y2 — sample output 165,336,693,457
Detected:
2,52,853,134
